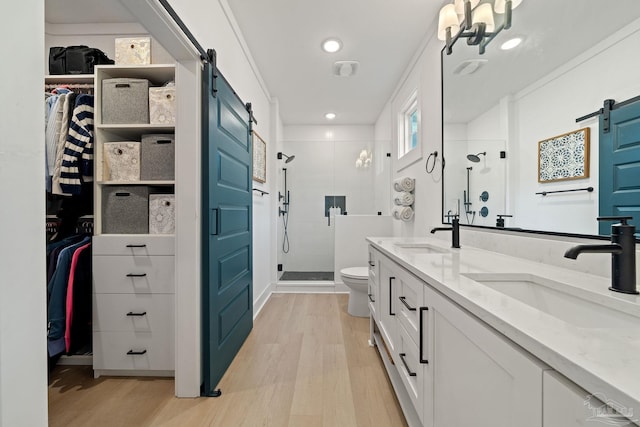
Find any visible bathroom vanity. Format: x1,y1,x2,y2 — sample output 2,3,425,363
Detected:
367,237,640,427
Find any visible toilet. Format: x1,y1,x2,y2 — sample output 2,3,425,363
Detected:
340,266,370,317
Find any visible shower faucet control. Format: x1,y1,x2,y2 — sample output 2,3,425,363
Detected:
430,216,460,248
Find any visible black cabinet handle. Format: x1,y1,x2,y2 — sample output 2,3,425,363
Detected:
126,244,147,248
399,353,417,377
126,349,147,355
126,311,147,317
399,296,416,311
389,277,396,316
419,307,429,364
368,293,375,303
368,261,375,267
126,273,147,277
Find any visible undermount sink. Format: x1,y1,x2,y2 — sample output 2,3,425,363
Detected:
462,273,640,329
393,243,448,254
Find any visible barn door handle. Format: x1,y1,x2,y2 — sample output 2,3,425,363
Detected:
211,208,219,235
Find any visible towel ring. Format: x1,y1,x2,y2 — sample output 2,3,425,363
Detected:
425,151,438,174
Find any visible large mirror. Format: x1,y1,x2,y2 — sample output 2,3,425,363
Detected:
442,0,640,236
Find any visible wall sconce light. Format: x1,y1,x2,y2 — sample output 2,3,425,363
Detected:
438,0,524,55
356,149,372,169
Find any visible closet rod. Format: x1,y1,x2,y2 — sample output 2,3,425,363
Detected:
44,83,94,89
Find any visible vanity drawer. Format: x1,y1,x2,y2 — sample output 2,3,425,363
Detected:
396,267,424,346
93,330,174,371
93,293,174,332
396,321,424,423
93,255,174,294
93,235,174,256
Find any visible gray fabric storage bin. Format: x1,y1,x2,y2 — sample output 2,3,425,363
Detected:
102,185,149,234
102,78,150,124
141,134,175,180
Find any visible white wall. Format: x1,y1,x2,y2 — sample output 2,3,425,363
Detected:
279,125,376,272
375,25,443,239
0,0,48,425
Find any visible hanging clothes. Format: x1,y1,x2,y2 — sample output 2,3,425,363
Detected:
58,94,94,196
47,235,91,357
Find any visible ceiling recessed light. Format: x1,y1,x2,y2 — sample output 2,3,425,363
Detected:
325,112,336,120
322,38,342,53
500,37,523,50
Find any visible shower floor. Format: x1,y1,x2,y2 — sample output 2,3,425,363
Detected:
279,271,334,281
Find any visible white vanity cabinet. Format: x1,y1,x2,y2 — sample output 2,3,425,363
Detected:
430,287,547,427
543,371,637,427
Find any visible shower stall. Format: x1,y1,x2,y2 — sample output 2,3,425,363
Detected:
443,139,507,227
276,136,390,284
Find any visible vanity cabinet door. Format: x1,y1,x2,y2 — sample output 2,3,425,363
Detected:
377,252,398,356
543,371,634,427
432,291,546,427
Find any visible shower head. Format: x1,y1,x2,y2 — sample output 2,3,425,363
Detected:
467,152,486,163
278,152,295,163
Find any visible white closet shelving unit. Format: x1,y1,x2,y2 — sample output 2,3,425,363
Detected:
92,63,176,378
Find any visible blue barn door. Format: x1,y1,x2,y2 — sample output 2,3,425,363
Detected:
599,100,640,236
201,60,253,396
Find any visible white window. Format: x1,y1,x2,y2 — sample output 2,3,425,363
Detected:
397,90,421,167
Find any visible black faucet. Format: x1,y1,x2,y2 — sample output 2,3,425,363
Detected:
564,216,638,295
431,216,460,248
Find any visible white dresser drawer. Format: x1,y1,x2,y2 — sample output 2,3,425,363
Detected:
396,268,424,346
93,235,175,256
93,330,174,371
93,255,174,294
93,294,174,332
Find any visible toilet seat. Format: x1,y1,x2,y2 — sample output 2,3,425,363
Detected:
340,267,368,280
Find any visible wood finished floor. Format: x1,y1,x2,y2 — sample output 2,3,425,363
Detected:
48,293,407,427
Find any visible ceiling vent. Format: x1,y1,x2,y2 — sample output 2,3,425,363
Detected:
333,61,359,77
452,59,488,76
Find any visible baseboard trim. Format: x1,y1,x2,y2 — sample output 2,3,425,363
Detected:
253,282,274,320
275,281,350,293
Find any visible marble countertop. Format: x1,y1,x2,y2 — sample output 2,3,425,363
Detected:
367,236,640,413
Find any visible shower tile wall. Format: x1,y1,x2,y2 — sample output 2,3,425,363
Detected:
279,125,378,273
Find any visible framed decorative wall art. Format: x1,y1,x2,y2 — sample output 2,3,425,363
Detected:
538,127,590,183
252,131,267,183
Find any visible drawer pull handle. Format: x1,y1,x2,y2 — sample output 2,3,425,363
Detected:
399,296,416,311
419,307,429,364
399,353,417,377
127,349,147,355
126,311,147,317
126,273,147,278
368,261,375,267
368,293,375,303
126,244,147,248
389,277,396,316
